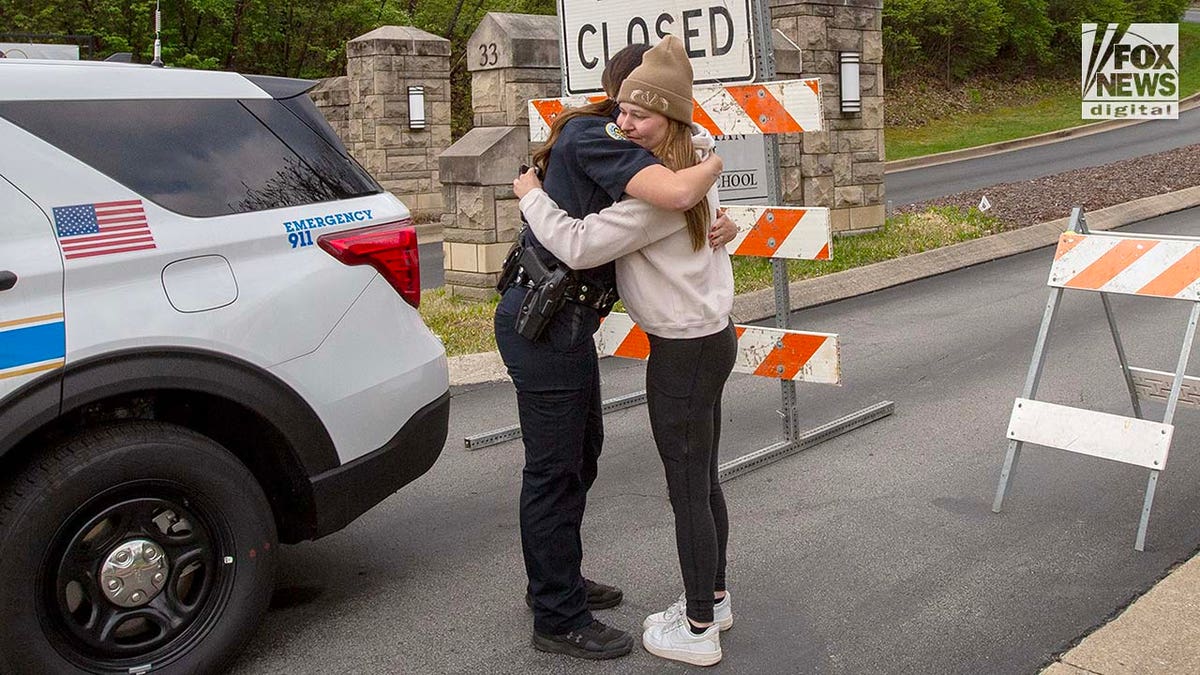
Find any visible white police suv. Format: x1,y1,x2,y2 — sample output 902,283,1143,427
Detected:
0,60,450,673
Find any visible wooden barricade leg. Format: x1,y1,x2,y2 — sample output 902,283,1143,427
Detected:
1136,471,1161,552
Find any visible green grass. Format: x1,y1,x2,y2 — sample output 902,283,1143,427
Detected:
886,22,1200,160
419,288,498,357
1180,21,1200,97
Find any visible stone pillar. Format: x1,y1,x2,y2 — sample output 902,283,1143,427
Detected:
771,0,885,233
438,13,561,299
345,26,452,237
310,76,350,143
467,14,563,129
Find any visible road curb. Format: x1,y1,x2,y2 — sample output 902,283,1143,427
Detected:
450,187,1200,388
1042,552,1200,674
447,350,510,390
885,92,1200,174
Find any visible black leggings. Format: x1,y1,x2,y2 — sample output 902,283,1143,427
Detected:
645,321,737,624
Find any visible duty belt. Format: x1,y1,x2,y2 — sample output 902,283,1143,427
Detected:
514,266,615,312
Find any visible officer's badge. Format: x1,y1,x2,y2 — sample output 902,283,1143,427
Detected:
604,122,627,141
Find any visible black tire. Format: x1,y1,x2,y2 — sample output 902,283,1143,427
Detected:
0,421,277,674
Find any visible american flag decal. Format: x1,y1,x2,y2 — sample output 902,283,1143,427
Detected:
52,199,156,260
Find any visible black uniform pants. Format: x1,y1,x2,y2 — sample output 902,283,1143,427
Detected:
494,286,604,635
645,321,737,624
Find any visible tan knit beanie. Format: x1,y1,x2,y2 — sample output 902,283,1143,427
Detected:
617,35,694,125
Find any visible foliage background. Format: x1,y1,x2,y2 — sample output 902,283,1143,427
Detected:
884,0,1190,84
0,0,558,137
1,0,1191,137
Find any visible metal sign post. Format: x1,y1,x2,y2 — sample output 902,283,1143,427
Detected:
714,0,892,479
751,0,796,444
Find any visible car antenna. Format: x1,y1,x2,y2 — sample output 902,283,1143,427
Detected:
150,0,164,67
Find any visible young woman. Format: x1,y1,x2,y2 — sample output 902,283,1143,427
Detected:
513,35,737,667
497,42,735,661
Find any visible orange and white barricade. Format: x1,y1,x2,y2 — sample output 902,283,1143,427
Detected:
596,299,840,384
723,205,832,261
993,207,1200,550
528,79,823,144
586,202,894,481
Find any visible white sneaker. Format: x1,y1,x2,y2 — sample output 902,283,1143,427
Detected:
642,592,734,632
642,616,722,666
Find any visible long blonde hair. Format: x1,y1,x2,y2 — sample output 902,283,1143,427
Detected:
651,119,711,251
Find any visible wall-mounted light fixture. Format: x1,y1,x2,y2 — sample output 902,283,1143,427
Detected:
839,52,861,115
408,85,427,130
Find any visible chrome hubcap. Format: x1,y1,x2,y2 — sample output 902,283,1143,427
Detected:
99,539,170,608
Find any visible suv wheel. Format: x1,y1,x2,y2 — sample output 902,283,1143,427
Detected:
0,422,277,674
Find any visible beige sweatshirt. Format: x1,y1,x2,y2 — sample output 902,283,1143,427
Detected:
519,135,733,339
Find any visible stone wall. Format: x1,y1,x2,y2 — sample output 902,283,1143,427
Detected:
772,0,885,232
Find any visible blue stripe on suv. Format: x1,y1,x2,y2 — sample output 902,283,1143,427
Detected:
0,321,66,371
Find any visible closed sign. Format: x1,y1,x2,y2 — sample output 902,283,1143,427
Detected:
556,0,756,94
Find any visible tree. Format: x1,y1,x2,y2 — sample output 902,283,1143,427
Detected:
0,0,555,137
882,0,926,81
1127,0,1191,22
996,0,1054,71
1046,0,1134,64
882,0,1008,85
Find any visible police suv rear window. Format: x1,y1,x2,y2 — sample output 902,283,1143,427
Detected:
0,99,380,218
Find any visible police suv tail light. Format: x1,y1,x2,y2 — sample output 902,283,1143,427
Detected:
318,220,421,308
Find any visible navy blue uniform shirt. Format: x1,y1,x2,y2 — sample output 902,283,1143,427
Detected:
525,110,658,288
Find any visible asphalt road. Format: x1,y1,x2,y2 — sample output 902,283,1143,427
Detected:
231,207,1200,674
886,108,1200,205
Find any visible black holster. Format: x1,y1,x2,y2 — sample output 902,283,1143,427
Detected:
514,247,569,341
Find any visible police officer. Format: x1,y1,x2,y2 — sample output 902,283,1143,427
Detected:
493,43,728,660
